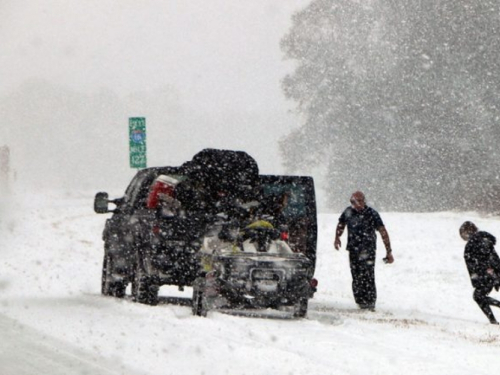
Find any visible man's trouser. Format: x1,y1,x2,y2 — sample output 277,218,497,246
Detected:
349,248,376,308
473,283,500,323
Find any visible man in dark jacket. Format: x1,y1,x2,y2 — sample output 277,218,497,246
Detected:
460,221,500,324
334,191,394,310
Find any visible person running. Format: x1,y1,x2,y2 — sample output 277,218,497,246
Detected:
459,221,500,324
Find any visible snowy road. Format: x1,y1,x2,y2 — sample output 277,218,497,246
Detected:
1,191,500,374
0,312,142,375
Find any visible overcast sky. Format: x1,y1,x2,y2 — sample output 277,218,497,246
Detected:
2,1,308,110
1,0,312,191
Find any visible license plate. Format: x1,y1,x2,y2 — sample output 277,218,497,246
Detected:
255,280,279,292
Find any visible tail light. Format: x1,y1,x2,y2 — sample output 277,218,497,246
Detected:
280,231,289,241
310,278,318,288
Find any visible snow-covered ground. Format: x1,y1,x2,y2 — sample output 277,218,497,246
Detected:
1,190,500,374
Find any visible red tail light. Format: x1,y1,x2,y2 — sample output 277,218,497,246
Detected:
280,231,289,241
310,278,318,288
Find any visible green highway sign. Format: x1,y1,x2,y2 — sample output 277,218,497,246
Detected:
129,117,147,169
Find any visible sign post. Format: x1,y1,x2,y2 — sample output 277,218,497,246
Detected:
129,117,147,169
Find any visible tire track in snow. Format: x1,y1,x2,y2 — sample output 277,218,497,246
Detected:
309,302,500,346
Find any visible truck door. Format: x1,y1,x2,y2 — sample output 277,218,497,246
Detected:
259,175,318,268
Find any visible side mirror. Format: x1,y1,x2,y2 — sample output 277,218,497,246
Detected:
94,192,111,213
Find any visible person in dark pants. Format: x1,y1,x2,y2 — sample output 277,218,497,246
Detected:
459,221,500,324
334,191,394,310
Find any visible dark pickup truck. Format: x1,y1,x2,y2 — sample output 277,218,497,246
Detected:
94,148,318,313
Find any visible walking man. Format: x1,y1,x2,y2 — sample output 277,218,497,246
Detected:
459,221,500,324
334,191,394,310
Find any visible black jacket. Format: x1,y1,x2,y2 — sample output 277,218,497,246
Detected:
339,206,384,252
464,231,500,289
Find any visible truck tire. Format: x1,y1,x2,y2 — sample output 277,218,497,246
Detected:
132,259,159,305
101,255,126,298
293,298,308,318
192,282,208,317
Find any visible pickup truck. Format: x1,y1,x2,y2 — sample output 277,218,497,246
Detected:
94,149,318,309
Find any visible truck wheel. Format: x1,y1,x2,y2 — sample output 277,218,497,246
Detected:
293,298,308,318
101,255,126,298
192,283,208,317
133,261,159,306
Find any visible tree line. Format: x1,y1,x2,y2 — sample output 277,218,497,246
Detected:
280,0,500,212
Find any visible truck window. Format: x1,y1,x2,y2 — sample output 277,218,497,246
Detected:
262,184,306,219
123,171,157,208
